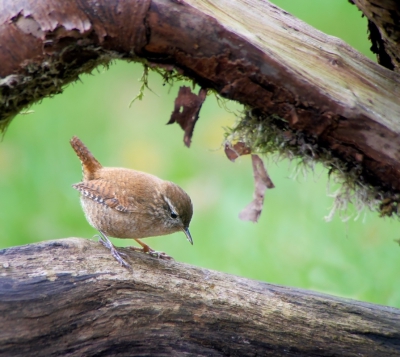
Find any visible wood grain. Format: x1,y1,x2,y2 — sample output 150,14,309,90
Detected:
0,238,399,356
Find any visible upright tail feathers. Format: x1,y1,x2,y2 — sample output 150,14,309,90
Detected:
70,136,102,180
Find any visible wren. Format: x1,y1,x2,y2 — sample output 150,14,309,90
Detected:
70,136,193,268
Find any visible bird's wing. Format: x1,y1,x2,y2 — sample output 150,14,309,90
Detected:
72,181,137,213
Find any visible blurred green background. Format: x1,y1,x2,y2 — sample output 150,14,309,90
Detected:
2,1,400,308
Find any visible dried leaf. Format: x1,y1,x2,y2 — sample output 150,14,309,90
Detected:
168,86,207,147
239,155,275,222
224,142,252,162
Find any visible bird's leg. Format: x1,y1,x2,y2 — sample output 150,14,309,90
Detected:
98,231,131,269
130,238,173,260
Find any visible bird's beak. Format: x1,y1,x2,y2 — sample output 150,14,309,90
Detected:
183,227,193,245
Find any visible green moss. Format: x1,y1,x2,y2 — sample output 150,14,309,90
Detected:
128,62,200,106
129,64,151,105
225,109,391,220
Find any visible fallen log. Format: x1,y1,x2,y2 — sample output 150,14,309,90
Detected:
0,238,399,356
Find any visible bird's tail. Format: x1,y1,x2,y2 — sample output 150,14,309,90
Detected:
70,136,102,180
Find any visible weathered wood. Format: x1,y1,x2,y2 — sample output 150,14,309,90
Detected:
0,238,399,356
351,0,400,71
1,0,400,202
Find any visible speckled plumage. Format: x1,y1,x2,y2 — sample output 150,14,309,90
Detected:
70,136,193,268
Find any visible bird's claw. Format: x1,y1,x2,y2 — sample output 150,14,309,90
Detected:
128,246,173,260
148,250,173,260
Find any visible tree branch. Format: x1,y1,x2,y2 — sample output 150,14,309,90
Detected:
351,0,400,71
1,0,400,211
0,238,399,356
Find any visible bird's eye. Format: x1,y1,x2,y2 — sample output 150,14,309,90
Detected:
170,212,178,219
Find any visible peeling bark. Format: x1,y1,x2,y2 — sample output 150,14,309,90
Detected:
168,86,207,147
0,238,400,356
239,155,274,223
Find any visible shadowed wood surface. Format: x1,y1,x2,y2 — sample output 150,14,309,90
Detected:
0,238,399,356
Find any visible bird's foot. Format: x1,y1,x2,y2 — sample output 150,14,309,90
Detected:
130,239,174,260
148,249,173,260
97,232,131,269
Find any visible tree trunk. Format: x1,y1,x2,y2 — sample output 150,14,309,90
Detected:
0,238,399,356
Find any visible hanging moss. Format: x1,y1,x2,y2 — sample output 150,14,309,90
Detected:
224,108,392,220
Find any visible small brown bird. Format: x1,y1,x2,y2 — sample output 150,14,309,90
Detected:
70,136,193,268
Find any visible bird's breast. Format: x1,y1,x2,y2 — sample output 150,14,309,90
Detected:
80,196,178,239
